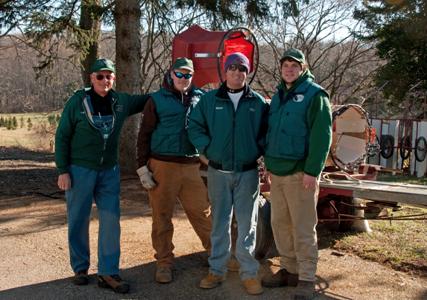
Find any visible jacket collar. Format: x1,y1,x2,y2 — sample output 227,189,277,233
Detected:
277,69,314,94
84,86,118,104
215,82,254,101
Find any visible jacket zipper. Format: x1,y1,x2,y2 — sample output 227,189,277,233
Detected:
232,99,241,171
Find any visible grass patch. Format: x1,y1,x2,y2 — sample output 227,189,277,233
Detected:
331,205,427,275
0,112,61,152
377,173,427,185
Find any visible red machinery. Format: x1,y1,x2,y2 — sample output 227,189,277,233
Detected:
172,25,258,87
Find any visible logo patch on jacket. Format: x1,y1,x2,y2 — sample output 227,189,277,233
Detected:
293,94,305,103
116,105,124,112
215,106,224,110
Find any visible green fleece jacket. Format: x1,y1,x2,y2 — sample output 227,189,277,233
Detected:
55,88,148,174
264,70,332,177
188,83,269,172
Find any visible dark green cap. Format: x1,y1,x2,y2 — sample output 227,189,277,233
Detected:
172,57,194,72
280,48,306,65
90,58,115,73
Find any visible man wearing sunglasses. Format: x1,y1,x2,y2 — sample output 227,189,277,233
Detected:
136,57,212,284
188,52,269,295
55,58,149,294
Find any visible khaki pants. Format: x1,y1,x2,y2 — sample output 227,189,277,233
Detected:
270,172,318,282
148,158,212,267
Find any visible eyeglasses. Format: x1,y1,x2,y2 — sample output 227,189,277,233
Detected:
174,71,193,79
228,64,247,72
95,74,114,81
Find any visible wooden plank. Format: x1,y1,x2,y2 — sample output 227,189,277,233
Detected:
320,180,427,207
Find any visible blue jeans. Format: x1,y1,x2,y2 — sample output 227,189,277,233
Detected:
207,166,260,280
65,164,121,275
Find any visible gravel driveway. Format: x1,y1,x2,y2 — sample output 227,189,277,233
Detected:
0,147,426,299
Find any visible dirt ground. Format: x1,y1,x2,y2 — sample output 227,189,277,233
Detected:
0,147,426,300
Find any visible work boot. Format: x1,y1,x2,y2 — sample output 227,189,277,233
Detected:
199,273,225,289
294,280,316,300
155,266,173,284
72,270,89,286
97,274,130,294
262,268,298,287
242,278,264,295
227,257,240,272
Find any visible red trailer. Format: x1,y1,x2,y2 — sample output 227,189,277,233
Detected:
172,24,258,87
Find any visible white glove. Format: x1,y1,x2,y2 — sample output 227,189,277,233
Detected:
136,165,157,190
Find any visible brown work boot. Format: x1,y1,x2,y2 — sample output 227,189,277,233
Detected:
227,257,240,272
294,280,316,300
199,273,225,289
97,274,130,294
262,268,298,287
242,278,264,295
72,270,89,286
155,266,173,284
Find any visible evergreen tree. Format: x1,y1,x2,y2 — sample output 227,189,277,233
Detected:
12,116,18,129
47,114,56,126
354,0,427,109
27,117,33,131
6,118,12,130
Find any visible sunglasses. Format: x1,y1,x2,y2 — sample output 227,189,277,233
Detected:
174,71,193,79
95,74,114,81
228,64,247,72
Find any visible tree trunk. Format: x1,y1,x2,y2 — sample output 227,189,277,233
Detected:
114,0,142,173
79,0,102,86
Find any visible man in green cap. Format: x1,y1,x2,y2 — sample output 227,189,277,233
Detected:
261,48,332,300
55,58,148,294
136,57,211,284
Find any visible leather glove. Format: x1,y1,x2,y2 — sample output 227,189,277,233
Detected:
136,165,157,190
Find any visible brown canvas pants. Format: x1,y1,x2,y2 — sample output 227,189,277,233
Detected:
270,172,319,282
148,158,212,267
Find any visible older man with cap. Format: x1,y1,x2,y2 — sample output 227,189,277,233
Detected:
188,52,269,295
55,58,149,294
261,48,332,300
136,57,212,284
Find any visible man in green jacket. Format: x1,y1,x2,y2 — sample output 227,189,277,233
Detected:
136,57,212,284
55,58,148,294
261,49,332,300
188,52,269,295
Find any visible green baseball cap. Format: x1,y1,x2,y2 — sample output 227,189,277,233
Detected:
90,58,116,73
280,48,306,65
172,57,194,72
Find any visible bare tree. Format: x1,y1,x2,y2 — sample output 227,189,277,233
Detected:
254,0,381,104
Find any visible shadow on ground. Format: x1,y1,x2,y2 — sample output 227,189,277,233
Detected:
0,146,54,163
0,251,349,300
